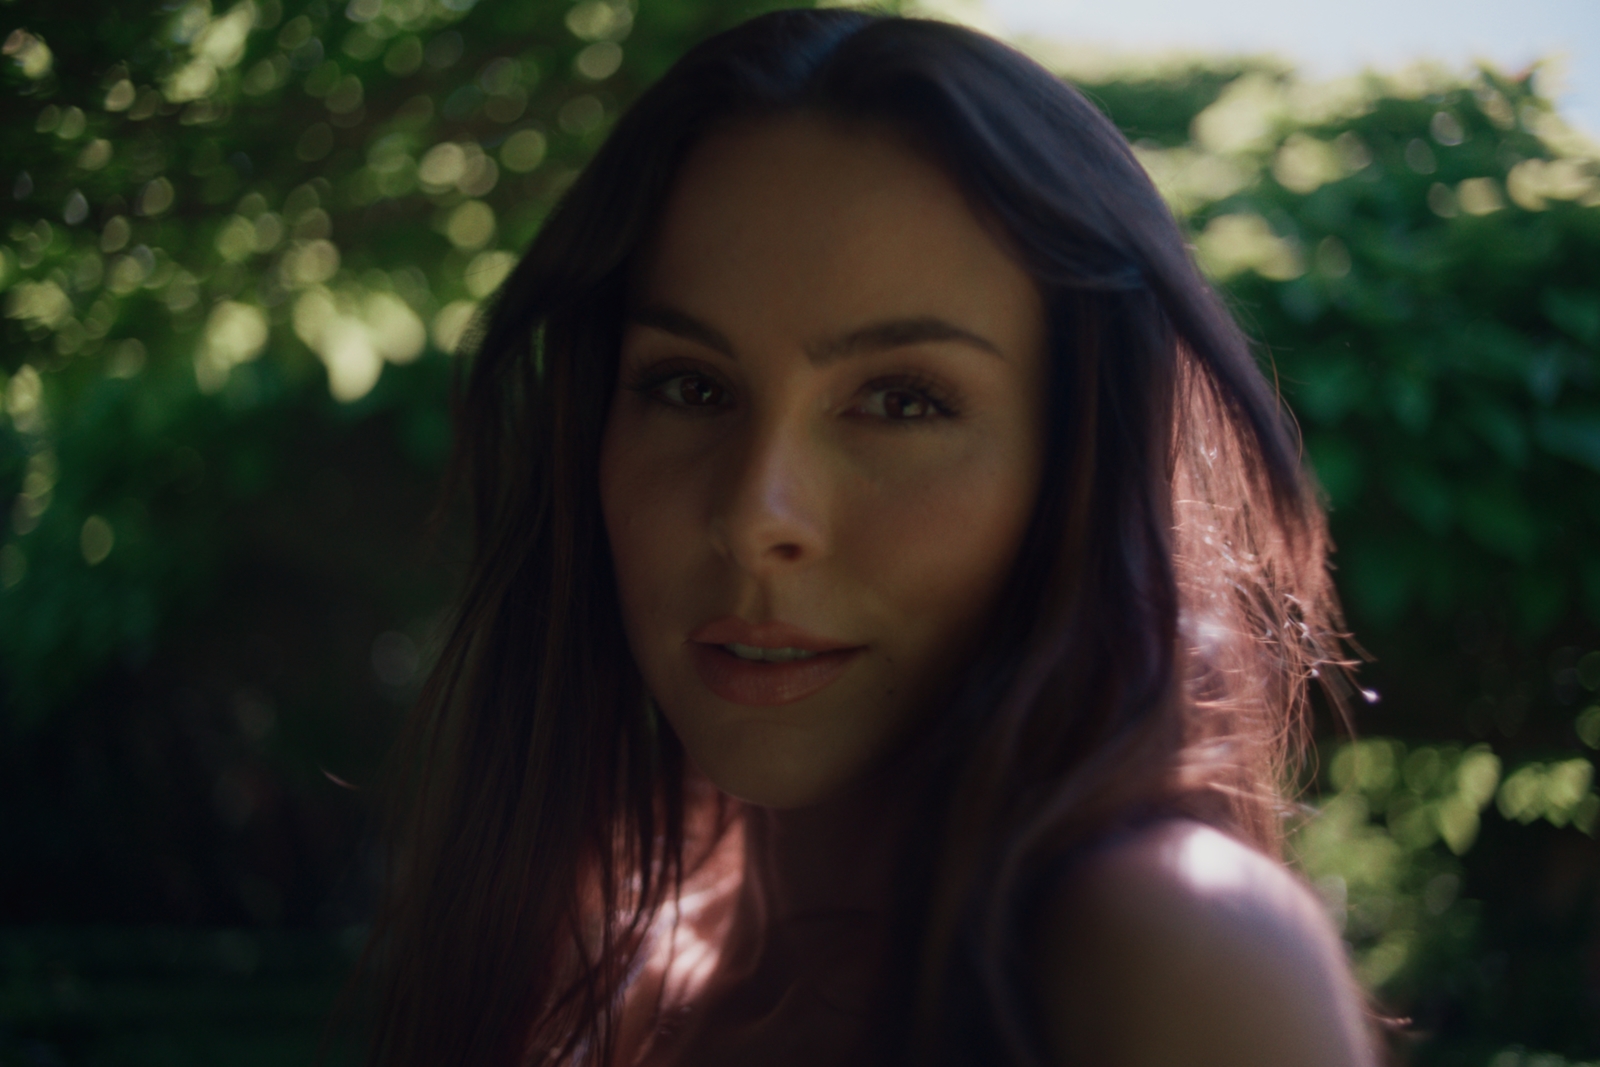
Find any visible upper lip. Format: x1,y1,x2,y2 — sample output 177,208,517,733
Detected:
689,616,860,652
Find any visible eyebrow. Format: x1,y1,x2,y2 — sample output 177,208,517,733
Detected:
627,305,735,358
626,304,1003,364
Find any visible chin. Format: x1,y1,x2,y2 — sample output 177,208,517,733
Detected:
675,720,875,810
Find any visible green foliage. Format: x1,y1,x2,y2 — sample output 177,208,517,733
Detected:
0,0,804,723
1061,55,1600,1063
0,927,358,1065
1297,731,1600,1066
1072,59,1600,641
7,4,1600,1065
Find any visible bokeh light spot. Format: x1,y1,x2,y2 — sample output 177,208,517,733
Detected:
445,200,494,249
137,177,175,216
77,138,113,170
558,94,604,134
575,41,622,82
1458,177,1505,216
80,516,114,566
431,299,477,353
501,128,547,173
464,250,516,299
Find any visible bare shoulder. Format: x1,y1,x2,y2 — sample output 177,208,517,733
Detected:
1033,819,1378,1067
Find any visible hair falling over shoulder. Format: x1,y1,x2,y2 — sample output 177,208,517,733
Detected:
347,10,1351,1067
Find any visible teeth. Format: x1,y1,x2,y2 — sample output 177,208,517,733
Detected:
724,643,820,663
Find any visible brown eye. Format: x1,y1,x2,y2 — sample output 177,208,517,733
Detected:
663,374,726,408
858,386,939,420
883,390,932,419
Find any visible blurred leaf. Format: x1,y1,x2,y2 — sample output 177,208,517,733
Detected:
1542,286,1600,348
1534,410,1600,473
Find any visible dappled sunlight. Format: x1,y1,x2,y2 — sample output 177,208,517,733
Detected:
196,299,269,391
2,1,1599,1061
430,297,478,353
1,0,596,409
1193,212,1304,280
1297,712,1600,998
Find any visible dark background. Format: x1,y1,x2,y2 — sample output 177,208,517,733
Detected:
3,0,1600,1063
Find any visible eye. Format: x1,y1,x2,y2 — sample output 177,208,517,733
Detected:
643,370,729,410
850,378,954,421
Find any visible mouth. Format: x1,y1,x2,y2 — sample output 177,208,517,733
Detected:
688,617,864,706
722,642,823,663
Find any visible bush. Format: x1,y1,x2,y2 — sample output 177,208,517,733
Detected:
4,4,1599,1063
1063,53,1600,1064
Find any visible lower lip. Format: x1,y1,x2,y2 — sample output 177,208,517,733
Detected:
689,643,863,707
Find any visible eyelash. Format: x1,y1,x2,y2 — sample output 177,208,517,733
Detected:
626,360,725,410
851,374,960,420
624,362,962,421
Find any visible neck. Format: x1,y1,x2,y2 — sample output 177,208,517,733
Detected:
746,770,907,922
714,750,934,999
645,751,942,1062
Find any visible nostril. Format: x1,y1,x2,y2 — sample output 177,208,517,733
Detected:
771,542,802,562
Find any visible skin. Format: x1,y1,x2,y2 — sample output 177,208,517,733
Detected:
1036,821,1380,1067
601,114,1049,810
600,115,1376,1067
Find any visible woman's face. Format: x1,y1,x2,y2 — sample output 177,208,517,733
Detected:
600,116,1049,809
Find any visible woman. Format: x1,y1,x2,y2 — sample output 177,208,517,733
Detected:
358,9,1376,1066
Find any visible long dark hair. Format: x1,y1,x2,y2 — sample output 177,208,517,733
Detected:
357,10,1345,1066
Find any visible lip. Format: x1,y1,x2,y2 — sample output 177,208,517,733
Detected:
688,616,864,707
689,616,858,652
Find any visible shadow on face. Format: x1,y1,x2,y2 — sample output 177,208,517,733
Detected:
599,114,1050,809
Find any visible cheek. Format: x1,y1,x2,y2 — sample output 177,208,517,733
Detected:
599,409,731,690
599,416,684,642
854,438,1040,636
820,435,1041,764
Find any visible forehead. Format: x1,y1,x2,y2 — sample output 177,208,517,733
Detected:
634,114,1041,344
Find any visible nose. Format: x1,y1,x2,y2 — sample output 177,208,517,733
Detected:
709,414,828,573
